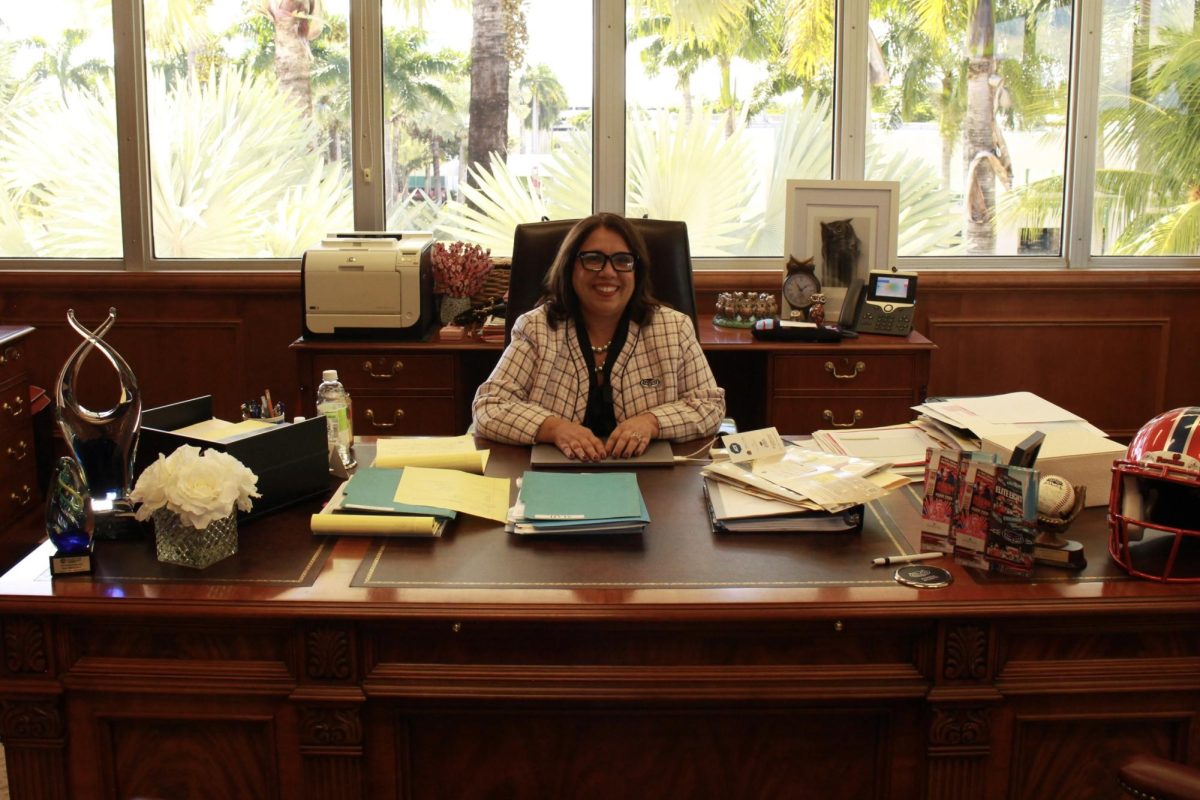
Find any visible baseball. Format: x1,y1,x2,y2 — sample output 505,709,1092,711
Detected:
1037,475,1076,517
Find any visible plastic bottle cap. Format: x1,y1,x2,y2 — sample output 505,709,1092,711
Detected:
292,416,306,423
322,369,338,381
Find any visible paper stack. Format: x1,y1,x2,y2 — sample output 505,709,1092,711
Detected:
479,314,506,344
507,471,649,535
911,392,1123,506
812,423,955,479
312,468,455,537
700,446,908,533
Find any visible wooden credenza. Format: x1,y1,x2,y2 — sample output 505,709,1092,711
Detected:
292,317,934,435
0,441,1196,799
0,326,38,529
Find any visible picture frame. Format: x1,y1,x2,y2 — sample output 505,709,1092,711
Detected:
783,180,900,319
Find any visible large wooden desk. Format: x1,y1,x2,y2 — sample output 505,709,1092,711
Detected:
0,442,1196,799
290,316,935,436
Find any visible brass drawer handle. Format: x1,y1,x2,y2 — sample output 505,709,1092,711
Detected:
825,360,866,380
823,409,863,428
10,485,33,507
0,346,19,365
365,408,405,428
3,394,24,417
362,360,403,379
6,440,29,461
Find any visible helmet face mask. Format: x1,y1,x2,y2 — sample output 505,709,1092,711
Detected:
1108,407,1200,582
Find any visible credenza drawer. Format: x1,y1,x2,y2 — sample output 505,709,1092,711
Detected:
770,397,917,434
773,354,917,391
313,354,455,391
352,393,458,436
0,338,26,387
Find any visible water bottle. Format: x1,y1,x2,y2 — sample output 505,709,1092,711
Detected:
316,369,356,469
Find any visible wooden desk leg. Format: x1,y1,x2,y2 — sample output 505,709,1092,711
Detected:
296,624,365,800
926,621,999,799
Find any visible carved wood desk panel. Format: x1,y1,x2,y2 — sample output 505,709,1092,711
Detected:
0,442,1197,799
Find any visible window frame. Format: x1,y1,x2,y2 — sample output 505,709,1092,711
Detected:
1,0,1195,272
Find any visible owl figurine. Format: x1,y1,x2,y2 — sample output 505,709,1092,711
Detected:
808,293,827,327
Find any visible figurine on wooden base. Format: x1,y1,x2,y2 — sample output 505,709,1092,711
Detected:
714,291,779,328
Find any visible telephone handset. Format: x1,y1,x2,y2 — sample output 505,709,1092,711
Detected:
841,269,918,336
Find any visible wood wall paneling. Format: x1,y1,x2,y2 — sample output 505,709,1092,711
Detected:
4,269,1200,438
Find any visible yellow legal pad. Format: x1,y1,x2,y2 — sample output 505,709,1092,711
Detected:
393,466,511,523
374,435,490,474
309,513,441,536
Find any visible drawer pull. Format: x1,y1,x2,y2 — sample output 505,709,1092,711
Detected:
2,394,24,417
823,409,863,428
6,440,29,461
825,360,866,380
365,408,405,428
10,485,33,507
362,360,403,379
0,346,19,365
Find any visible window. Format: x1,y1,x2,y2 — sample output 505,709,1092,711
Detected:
1092,0,1199,256
0,1,1196,269
0,2,120,258
867,1,1073,258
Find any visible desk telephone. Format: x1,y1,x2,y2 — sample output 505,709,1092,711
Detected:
838,269,918,336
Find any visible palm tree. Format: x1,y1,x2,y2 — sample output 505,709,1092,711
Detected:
25,29,110,103
261,0,327,114
519,63,566,153
466,0,521,186
382,28,460,201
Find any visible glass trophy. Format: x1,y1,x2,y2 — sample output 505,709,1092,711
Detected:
54,308,142,539
45,457,95,575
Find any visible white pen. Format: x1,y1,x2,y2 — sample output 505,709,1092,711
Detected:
871,552,944,567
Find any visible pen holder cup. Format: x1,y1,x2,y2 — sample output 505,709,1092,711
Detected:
242,412,286,424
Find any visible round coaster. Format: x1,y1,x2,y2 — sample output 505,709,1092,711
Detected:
894,564,953,589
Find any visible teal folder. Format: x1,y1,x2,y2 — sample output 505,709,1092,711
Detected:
518,471,645,521
341,467,456,519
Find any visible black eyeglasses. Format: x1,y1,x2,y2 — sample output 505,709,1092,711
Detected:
577,251,637,272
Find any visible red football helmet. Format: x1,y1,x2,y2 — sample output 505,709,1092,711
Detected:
1109,406,1200,582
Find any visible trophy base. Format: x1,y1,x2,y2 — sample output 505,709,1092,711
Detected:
50,542,94,577
1033,539,1087,570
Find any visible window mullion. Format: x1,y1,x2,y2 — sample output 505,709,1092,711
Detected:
112,0,152,271
351,0,385,231
1064,1,1100,269
594,0,624,214
834,0,868,180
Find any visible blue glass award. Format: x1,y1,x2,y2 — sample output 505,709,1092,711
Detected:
46,457,94,575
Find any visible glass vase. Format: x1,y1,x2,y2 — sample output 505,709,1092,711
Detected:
439,295,473,326
153,508,238,569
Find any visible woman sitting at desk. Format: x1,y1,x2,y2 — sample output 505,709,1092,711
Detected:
472,213,725,461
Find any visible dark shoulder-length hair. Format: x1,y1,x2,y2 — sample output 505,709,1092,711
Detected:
540,213,660,328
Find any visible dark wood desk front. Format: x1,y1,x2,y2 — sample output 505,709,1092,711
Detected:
0,442,1196,799
290,316,935,436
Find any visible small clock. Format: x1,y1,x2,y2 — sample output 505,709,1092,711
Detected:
783,256,821,317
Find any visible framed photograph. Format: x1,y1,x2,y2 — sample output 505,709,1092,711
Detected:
783,180,900,318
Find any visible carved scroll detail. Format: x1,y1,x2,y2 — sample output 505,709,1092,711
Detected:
0,699,63,740
929,707,990,746
3,617,48,675
943,623,988,681
299,707,363,746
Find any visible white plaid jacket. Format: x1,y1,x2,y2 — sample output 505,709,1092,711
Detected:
472,305,725,444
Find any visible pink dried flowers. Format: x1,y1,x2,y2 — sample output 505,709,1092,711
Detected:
431,241,493,298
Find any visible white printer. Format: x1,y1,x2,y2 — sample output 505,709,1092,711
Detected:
302,232,435,338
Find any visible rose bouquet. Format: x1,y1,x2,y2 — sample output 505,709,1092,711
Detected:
131,445,260,529
430,241,493,298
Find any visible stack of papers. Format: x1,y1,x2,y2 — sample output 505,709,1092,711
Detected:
913,391,1107,449
812,423,954,478
700,446,908,533
507,471,649,535
374,434,489,473
311,467,455,537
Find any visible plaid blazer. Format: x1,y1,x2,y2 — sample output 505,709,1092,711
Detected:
472,305,725,444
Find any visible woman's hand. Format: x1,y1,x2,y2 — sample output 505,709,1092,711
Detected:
606,413,660,458
537,417,608,461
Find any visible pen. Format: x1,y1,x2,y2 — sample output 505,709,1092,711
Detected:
871,552,944,567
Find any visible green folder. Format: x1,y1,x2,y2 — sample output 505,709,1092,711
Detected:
518,471,645,521
341,467,456,519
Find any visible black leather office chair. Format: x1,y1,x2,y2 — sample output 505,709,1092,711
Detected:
1118,754,1200,799
504,217,698,346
